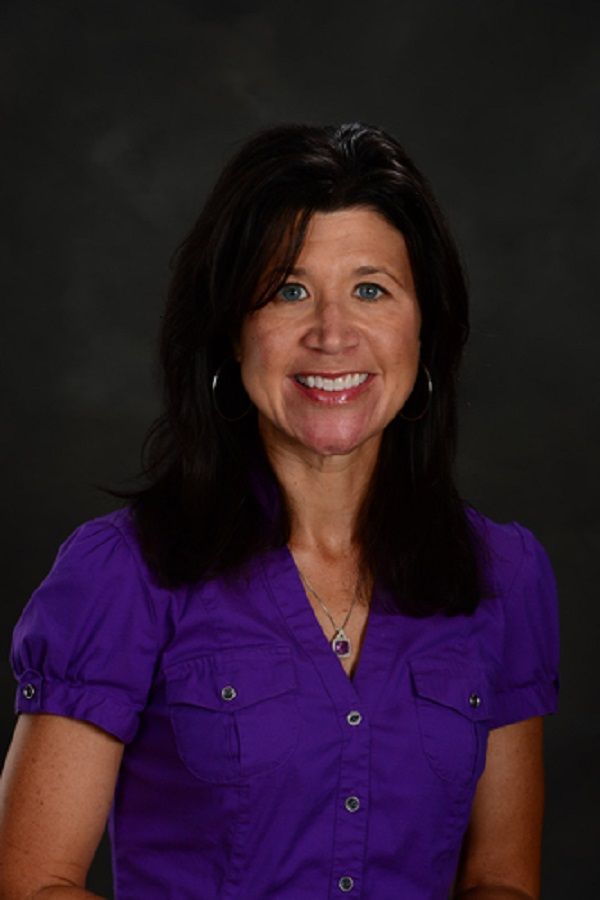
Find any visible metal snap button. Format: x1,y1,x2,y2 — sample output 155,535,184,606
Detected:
338,875,354,891
346,710,362,726
221,685,237,701
21,683,36,700
344,795,360,812
468,692,481,708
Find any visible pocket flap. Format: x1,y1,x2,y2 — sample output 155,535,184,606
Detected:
408,657,493,722
165,646,297,712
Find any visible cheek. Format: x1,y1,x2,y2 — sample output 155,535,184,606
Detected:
385,315,421,367
238,326,283,400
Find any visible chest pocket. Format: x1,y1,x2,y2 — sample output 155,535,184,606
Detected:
408,657,494,787
165,645,300,784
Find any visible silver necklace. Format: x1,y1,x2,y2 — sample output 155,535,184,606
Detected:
295,565,361,659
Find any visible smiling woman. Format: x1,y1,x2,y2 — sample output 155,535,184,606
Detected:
235,208,422,459
0,122,559,899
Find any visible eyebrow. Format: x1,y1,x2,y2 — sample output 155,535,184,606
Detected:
275,265,406,288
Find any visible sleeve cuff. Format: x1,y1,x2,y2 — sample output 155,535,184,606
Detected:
14,669,141,743
488,678,559,729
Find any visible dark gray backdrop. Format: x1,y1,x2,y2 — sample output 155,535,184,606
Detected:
2,0,598,895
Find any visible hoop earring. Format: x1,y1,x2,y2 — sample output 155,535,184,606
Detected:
399,362,433,422
211,358,253,422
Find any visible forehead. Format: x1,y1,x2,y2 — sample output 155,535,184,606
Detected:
297,207,407,259
285,209,414,292
251,206,413,309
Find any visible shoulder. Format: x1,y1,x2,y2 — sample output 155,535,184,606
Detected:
14,505,171,645
55,505,137,554
49,506,157,590
463,503,554,598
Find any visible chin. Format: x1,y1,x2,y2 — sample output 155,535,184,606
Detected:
296,423,380,458
307,440,360,457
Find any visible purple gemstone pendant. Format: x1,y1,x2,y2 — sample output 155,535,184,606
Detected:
332,628,351,658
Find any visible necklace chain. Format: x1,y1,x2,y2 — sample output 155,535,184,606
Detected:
293,559,367,660
296,566,360,632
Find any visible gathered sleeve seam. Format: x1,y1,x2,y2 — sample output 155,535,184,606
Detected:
14,672,147,743
102,517,163,661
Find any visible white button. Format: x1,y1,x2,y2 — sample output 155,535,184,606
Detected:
338,875,354,891
346,710,362,726
22,684,36,700
344,796,360,812
221,685,237,701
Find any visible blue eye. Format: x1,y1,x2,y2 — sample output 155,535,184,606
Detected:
277,283,308,302
356,282,386,301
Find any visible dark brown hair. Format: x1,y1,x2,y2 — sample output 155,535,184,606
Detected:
105,121,493,616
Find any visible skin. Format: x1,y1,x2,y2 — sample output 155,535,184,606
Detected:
236,207,422,463
452,717,544,898
0,207,544,897
0,713,123,898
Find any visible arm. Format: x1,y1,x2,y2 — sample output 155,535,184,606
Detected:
452,716,545,900
0,713,124,899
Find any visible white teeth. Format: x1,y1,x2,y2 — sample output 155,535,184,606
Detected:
295,373,369,391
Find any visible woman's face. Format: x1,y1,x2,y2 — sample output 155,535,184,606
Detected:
235,206,422,462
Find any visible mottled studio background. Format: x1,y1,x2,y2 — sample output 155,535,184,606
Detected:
1,0,599,895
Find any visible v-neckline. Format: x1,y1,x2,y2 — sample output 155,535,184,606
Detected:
260,543,394,711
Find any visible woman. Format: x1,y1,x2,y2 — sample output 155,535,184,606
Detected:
0,122,559,899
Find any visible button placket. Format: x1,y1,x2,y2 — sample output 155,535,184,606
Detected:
330,708,369,896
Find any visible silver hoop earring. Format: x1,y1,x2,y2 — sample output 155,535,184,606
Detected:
399,362,433,422
211,359,253,422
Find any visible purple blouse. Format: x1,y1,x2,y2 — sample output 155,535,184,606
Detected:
10,485,559,899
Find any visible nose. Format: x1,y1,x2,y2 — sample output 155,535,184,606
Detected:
302,298,360,354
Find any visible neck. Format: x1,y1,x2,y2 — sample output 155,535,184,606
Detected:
259,426,381,559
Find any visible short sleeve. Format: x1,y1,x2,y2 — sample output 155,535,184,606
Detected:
10,516,161,743
488,523,560,729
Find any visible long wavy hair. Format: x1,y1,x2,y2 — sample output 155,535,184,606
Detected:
105,121,494,616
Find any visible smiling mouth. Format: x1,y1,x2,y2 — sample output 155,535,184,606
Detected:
294,372,369,392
